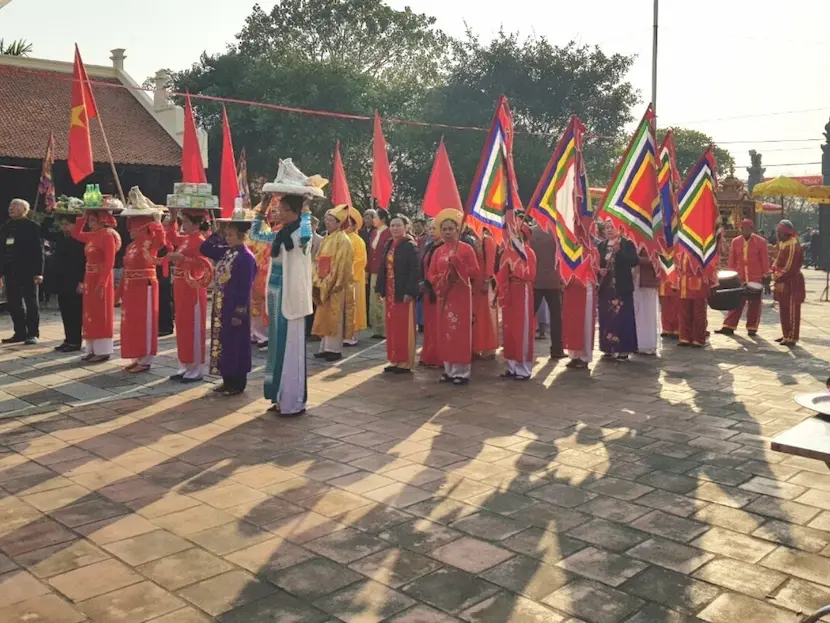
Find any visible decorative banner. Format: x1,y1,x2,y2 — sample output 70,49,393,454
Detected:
421,138,462,217
236,147,251,210
598,106,659,254
528,116,595,285
219,105,236,218
677,147,720,277
465,95,523,244
371,111,393,209
331,140,353,208
656,130,681,280
39,133,56,211
182,92,207,184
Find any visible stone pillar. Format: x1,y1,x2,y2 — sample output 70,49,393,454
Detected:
153,70,172,111
110,48,126,71
746,150,765,194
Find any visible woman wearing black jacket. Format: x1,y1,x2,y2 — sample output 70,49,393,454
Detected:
41,211,86,352
597,221,639,360
375,215,420,373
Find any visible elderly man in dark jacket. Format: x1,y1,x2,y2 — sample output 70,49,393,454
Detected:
0,199,44,344
529,223,565,359
41,212,86,351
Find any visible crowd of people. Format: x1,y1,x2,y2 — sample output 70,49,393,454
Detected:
0,159,809,417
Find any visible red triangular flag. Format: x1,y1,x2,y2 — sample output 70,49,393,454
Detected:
219,106,237,217
371,111,393,209
421,138,462,217
67,45,98,183
181,92,206,184
331,140,353,208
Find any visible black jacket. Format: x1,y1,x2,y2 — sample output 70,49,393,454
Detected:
598,237,639,295
40,218,85,294
375,237,420,302
0,217,44,278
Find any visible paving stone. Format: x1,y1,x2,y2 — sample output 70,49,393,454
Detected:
77,580,184,622
555,546,646,588
225,536,315,577
635,490,707,518
264,510,347,544
697,592,794,623
624,603,704,623
527,483,597,509
149,607,214,623
0,593,85,623
626,537,714,573
314,579,415,622
630,510,708,542
379,518,464,553
739,477,807,501
349,548,442,588
760,546,830,587
364,483,434,508
138,547,233,591
48,497,129,528
304,527,389,564
752,520,830,553
450,511,528,541
401,566,500,614
150,504,237,537
771,578,830,617
795,489,830,511
77,513,159,545
14,539,110,578
566,518,649,552
744,496,822,525
188,520,274,556
431,536,513,574
385,604,459,622
177,569,276,616
0,569,51,607
299,489,373,518
102,529,192,565
48,558,142,602
582,477,653,502
692,558,787,599
269,557,364,600
479,554,572,600
691,482,758,509
636,471,698,494
621,565,721,613
510,502,592,533
692,504,766,533
405,497,481,526
577,496,651,524
459,591,568,623
501,527,587,563
690,526,778,563
542,578,643,623
0,517,76,556
218,590,329,623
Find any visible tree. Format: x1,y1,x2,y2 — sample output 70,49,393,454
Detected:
659,127,734,180
0,38,32,56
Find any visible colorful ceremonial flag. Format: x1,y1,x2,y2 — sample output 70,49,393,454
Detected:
465,95,522,244
236,148,251,211
656,130,681,279
527,116,595,285
181,92,207,184
677,147,720,277
421,138,462,217
371,111,393,209
219,106,236,218
598,106,660,254
39,133,57,211
331,140,353,208
67,45,98,184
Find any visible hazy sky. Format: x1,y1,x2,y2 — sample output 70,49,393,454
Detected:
3,0,828,177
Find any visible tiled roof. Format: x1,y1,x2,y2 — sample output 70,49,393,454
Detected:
0,65,181,167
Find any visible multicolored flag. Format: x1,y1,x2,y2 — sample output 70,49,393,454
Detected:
527,116,596,285
67,45,98,184
371,111,393,209
39,133,57,211
236,148,251,211
465,96,522,244
656,130,681,279
677,147,720,277
597,106,660,254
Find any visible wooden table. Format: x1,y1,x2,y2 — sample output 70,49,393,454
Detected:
771,415,830,468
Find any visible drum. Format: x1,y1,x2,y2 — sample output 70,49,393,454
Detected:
708,287,744,311
717,270,741,290
745,281,763,300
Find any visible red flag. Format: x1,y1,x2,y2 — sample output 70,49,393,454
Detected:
371,111,393,208
181,92,206,184
421,138,462,217
331,140,353,207
67,45,98,183
219,106,236,217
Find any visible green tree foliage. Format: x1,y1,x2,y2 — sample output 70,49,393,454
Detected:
170,0,672,213
659,127,735,180
0,38,32,56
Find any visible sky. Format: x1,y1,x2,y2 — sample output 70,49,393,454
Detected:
2,0,829,178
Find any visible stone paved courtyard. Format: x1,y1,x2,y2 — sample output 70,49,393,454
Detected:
0,273,829,622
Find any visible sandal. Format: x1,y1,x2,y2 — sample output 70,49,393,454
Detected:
128,364,151,374
499,371,516,378
87,355,110,364
212,384,227,393
571,360,589,370
439,373,452,383
452,377,469,385
123,362,138,372
80,353,95,362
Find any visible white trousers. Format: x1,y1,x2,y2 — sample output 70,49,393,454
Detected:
87,338,113,356
567,286,594,362
443,362,471,379
279,318,308,414
507,360,533,378
320,297,344,354
177,362,204,380
633,280,659,354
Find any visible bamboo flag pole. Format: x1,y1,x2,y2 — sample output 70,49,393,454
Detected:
94,114,126,205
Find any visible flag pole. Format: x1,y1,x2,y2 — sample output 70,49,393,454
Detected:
651,0,659,117
93,115,126,205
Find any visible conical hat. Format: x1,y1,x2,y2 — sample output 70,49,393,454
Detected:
262,159,327,197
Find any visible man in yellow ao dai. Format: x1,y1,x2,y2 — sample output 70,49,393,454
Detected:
312,208,355,362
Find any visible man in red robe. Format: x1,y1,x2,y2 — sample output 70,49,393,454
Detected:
716,219,770,336
772,220,805,346
677,254,713,348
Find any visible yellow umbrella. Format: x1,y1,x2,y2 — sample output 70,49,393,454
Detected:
751,176,809,199
805,185,830,203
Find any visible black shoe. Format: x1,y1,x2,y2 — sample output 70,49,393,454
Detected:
24,337,39,345
169,374,184,382
180,377,203,384
61,344,82,352
279,409,306,418
371,334,385,340
747,330,758,337
549,351,567,360
212,384,226,393
54,343,68,352
158,330,174,337
500,371,516,378
322,352,342,362
715,328,734,336
452,377,469,385
2,335,24,344
313,352,327,359
677,342,691,347
383,365,397,373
